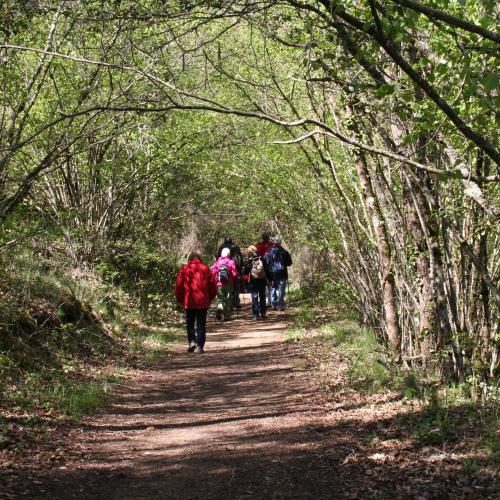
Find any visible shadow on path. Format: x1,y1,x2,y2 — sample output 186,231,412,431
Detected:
3,299,496,499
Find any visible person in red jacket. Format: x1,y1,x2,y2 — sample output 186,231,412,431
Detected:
255,232,275,306
255,231,275,257
175,250,217,353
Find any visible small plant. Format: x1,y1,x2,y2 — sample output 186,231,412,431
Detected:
294,304,315,326
345,355,392,392
284,327,306,342
412,408,455,446
317,321,359,346
482,430,500,466
401,373,421,399
411,389,457,446
330,326,393,393
461,457,480,476
294,362,307,370
50,381,111,419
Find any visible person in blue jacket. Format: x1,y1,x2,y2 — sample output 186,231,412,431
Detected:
266,236,292,311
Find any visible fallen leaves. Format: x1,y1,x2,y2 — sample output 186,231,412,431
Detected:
1,315,498,499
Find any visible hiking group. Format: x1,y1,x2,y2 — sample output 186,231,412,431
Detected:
174,232,292,353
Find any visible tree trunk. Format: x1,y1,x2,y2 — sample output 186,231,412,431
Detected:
354,150,400,355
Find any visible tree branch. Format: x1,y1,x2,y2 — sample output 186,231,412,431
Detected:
389,0,500,44
313,0,500,165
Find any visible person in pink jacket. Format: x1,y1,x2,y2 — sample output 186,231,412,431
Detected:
211,247,238,320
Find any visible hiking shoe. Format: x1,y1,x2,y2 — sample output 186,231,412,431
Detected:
272,306,277,311
187,341,196,353
252,315,259,321
194,346,204,353
261,315,267,320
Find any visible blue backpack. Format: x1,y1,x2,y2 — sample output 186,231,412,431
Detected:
267,247,285,274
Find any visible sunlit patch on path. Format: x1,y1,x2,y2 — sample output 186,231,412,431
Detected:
3,296,494,499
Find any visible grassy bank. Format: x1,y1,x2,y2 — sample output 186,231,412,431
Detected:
284,296,499,476
0,242,184,450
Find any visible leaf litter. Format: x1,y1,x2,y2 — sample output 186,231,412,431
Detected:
0,307,498,499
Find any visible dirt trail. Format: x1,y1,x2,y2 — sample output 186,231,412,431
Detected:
29,302,338,499
4,298,494,499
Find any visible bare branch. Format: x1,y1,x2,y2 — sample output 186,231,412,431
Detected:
389,0,500,43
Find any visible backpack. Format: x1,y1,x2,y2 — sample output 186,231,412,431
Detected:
218,264,231,283
250,257,266,279
267,247,285,274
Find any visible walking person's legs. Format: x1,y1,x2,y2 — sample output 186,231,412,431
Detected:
217,284,232,319
232,277,241,308
251,290,260,319
216,286,224,319
270,281,278,309
277,278,287,310
259,286,267,318
194,308,207,351
185,309,197,352
221,284,233,319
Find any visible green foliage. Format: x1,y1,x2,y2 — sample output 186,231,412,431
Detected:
0,0,497,411
401,373,420,399
0,236,185,422
127,325,184,359
51,381,112,419
283,327,306,342
482,431,500,466
2,369,117,419
288,298,393,393
292,304,316,326
96,241,179,322
0,0,42,36
289,267,358,314
412,406,455,446
407,385,458,446
398,381,499,455
339,328,393,393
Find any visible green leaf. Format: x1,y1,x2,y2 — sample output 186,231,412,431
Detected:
403,388,416,399
450,170,465,180
436,172,453,182
435,63,448,76
479,15,494,28
375,83,395,98
482,73,499,92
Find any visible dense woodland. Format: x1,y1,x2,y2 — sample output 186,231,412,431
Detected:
0,0,498,401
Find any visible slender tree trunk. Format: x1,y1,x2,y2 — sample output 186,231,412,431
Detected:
352,146,400,355
407,169,456,378
401,173,434,366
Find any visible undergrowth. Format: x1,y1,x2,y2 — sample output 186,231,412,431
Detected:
285,318,393,392
286,295,500,470
0,239,184,434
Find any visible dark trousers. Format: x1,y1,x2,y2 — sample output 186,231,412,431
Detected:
251,287,267,317
185,308,208,348
232,277,241,307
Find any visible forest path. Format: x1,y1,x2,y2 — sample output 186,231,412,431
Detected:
5,296,482,499
20,298,351,499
